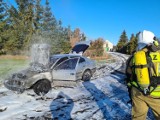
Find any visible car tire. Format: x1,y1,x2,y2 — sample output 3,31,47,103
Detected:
82,70,92,81
33,79,51,96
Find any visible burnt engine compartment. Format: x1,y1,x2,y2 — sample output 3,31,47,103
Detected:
4,44,51,94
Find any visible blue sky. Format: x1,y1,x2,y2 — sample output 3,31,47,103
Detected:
8,0,160,45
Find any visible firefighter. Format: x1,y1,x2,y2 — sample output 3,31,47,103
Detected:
126,30,160,120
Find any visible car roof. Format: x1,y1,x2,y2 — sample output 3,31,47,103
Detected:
51,54,82,58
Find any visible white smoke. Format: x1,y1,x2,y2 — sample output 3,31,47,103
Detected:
30,43,50,66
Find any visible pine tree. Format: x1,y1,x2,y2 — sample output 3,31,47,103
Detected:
34,0,43,30
4,0,35,54
0,0,6,21
0,0,83,55
0,0,8,54
128,34,136,54
60,27,72,53
42,0,56,31
81,33,86,41
116,30,128,53
134,32,139,49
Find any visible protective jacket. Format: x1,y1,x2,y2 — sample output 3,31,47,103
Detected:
126,48,160,98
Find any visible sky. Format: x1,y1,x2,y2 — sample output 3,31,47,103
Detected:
8,0,160,45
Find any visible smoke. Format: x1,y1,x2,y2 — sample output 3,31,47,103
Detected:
28,33,51,65
30,43,50,66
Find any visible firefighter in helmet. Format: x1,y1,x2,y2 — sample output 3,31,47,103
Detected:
126,30,160,120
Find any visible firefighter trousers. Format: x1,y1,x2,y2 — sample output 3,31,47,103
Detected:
131,87,160,120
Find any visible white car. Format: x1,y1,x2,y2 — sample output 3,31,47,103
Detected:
4,42,96,95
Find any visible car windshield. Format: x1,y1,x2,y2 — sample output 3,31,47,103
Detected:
49,56,60,67
50,57,59,63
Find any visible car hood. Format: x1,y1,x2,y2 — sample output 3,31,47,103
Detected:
4,62,50,86
70,41,90,55
4,63,51,93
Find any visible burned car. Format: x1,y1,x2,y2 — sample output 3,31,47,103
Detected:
4,42,96,95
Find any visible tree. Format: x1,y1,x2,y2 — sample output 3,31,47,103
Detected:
0,0,8,54
128,33,139,55
60,27,72,53
42,0,57,31
81,33,86,41
134,32,139,49
88,38,104,57
0,0,82,55
116,30,128,53
70,28,85,47
34,0,43,30
3,0,35,54
0,0,7,21
128,34,136,54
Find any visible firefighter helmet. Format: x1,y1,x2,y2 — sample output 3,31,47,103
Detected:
137,30,155,50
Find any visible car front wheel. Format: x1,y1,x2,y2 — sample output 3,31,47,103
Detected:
82,70,92,81
33,79,51,96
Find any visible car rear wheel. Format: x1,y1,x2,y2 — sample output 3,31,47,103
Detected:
33,79,51,96
82,70,92,81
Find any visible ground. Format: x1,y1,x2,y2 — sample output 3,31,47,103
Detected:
0,52,154,120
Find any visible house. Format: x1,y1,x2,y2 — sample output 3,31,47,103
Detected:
103,40,113,52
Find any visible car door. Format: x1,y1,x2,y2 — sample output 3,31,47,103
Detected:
52,57,79,81
76,57,86,79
